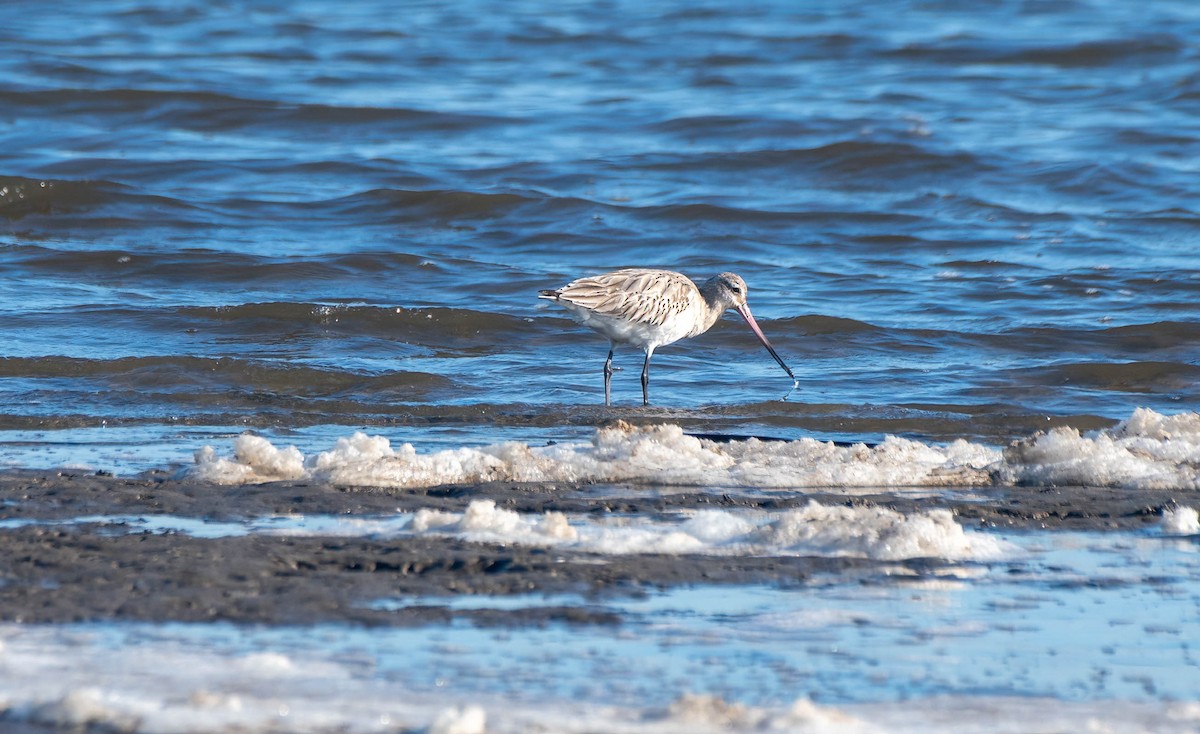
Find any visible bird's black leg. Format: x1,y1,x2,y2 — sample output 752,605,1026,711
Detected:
641,349,652,406
603,348,614,406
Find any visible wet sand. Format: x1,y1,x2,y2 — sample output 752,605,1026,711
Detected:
0,471,1181,628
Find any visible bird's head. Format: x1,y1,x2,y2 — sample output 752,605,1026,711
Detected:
707,271,796,382
707,272,749,310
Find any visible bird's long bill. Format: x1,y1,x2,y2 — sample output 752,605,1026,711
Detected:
735,303,796,380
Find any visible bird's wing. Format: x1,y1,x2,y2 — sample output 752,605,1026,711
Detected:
553,269,699,327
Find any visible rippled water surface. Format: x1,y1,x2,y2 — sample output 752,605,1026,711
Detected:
3,0,1198,464
2,3,1200,732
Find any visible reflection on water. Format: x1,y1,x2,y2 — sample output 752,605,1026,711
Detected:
0,530,1196,733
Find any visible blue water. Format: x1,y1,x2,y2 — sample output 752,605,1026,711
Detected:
2,0,1199,463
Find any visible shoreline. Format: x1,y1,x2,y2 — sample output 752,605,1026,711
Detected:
0,469,1180,528
0,471,1185,628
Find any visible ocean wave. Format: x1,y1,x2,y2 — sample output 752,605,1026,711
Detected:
331,187,562,222
647,114,820,141
0,355,452,395
3,244,507,292
1022,360,1200,392
998,322,1200,353
630,142,983,179
0,89,515,133
635,201,923,226
0,176,143,220
777,314,882,335
320,186,776,233
179,302,544,347
888,34,1185,68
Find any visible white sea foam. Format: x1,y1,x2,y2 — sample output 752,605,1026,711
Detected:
190,421,1002,489
408,499,1012,561
10,501,1010,561
1003,408,1200,490
660,693,872,732
1161,506,1200,535
191,436,306,485
429,705,487,734
189,408,1200,492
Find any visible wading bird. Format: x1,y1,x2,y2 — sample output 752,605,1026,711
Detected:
539,268,796,405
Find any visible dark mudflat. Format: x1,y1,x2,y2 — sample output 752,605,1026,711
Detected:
0,471,1182,628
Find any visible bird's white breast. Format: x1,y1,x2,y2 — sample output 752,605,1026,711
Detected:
558,301,697,350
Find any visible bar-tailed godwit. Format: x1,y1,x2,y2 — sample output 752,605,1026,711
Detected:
539,268,796,405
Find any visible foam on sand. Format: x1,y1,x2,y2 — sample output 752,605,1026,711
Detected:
1003,407,1200,489
191,421,1002,489
190,408,1200,491
31,501,1010,562
410,499,1014,561
1161,506,1200,535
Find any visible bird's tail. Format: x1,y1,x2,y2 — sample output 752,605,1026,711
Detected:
537,289,561,300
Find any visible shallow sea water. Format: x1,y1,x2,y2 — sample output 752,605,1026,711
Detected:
2,0,1200,730
3,0,1199,444
2,529,1198,731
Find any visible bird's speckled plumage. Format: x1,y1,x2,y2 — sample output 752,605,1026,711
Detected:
539,268,730,349
539,268,794,406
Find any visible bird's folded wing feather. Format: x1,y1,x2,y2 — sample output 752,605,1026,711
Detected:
554,269,697,327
